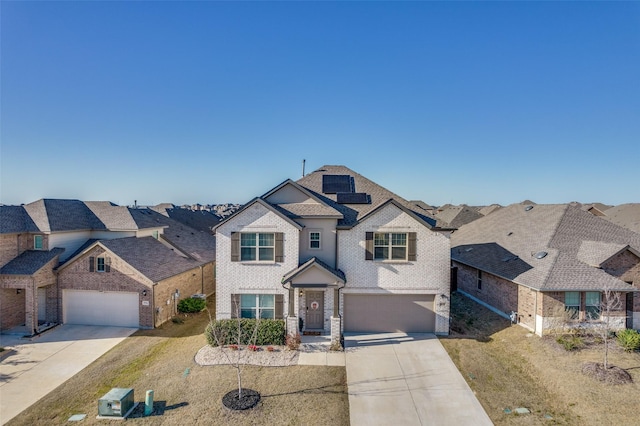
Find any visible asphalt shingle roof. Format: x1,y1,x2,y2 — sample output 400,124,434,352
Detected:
0,248,65,275
1,199,173,235
24,199,106,232
295,165,448,229
602,203,640,234
100,237,203,282
451,203,640,291
85,201,138,230
282,257,346,284
151,204,221,233
0,205,39,233
435,205,483,228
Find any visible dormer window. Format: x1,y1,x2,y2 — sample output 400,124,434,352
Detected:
34,235,43,250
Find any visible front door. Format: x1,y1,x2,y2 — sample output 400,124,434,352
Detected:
306,291,324,329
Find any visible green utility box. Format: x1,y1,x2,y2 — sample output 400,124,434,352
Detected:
98,388,134,418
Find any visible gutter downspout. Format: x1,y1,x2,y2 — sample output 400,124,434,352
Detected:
534,290,538,335
200,265,204,294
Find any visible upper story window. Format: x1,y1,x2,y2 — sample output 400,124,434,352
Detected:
241,233,275,261
309,231,321,249
365,231,417,262
97,257,106,272
374,232,407,260
152,230,159,239
34,235,44,250
231,232,284,263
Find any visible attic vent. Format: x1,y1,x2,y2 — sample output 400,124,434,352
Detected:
525,205,534,211
507,232,513,236
502,255,519,262
533,251,548,259
322,175,354,194
465,247,474,252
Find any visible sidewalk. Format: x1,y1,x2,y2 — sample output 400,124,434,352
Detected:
298,334,345,366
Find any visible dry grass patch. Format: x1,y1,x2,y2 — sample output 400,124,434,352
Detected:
440,293,640,425
7,298,349,426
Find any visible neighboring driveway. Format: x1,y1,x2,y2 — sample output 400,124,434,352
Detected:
0,325,136,425
345,333,493,426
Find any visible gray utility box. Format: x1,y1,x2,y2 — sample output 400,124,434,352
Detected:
98,388,134,417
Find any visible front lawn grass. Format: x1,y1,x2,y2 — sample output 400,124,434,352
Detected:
7,296,349,426
441,292,640,425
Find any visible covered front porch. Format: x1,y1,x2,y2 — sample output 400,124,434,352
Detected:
281,257,346,345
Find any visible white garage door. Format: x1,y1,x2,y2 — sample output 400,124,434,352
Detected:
63,290,139,327
344,294,435,333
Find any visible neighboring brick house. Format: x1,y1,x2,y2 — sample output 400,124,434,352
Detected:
451,203,640,336
214,165,454,344
0,199,215,334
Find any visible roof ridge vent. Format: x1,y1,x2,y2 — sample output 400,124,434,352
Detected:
525,205,534,211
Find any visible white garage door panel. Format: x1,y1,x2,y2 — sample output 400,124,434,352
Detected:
64,290,139,327
344,294,435,333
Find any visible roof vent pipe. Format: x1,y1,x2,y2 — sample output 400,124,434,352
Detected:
302,159,306,177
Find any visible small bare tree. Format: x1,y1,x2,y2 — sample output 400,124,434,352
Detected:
590,286,624,369
206,299,261,408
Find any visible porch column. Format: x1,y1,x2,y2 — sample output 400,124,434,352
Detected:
331,288,341,346
286,287,299,336
288,288,295,316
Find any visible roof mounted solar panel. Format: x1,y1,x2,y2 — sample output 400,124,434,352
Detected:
322,175,354,194
337,192,370,204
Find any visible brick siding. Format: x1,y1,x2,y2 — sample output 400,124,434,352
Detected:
215,203,298,320
338,203,451,334
58,246,153,327
0,288,26,329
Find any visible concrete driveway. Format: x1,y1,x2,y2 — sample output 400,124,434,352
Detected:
345,333,493,426
0,325,136,425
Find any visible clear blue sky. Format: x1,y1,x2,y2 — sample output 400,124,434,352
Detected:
1,1,638,207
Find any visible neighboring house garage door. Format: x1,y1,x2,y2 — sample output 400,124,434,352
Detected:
63,290,139,327
344,294,435,333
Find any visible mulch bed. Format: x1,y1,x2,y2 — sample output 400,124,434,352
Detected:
582,362,633,385
222,388,261,410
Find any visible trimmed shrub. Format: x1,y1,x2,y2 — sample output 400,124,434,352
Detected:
556,335,585,351
178,297,206,313
205,319,285,346
617,329,640,352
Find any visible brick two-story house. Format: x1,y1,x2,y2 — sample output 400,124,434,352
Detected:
214,165,454,344
1,200,215,334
